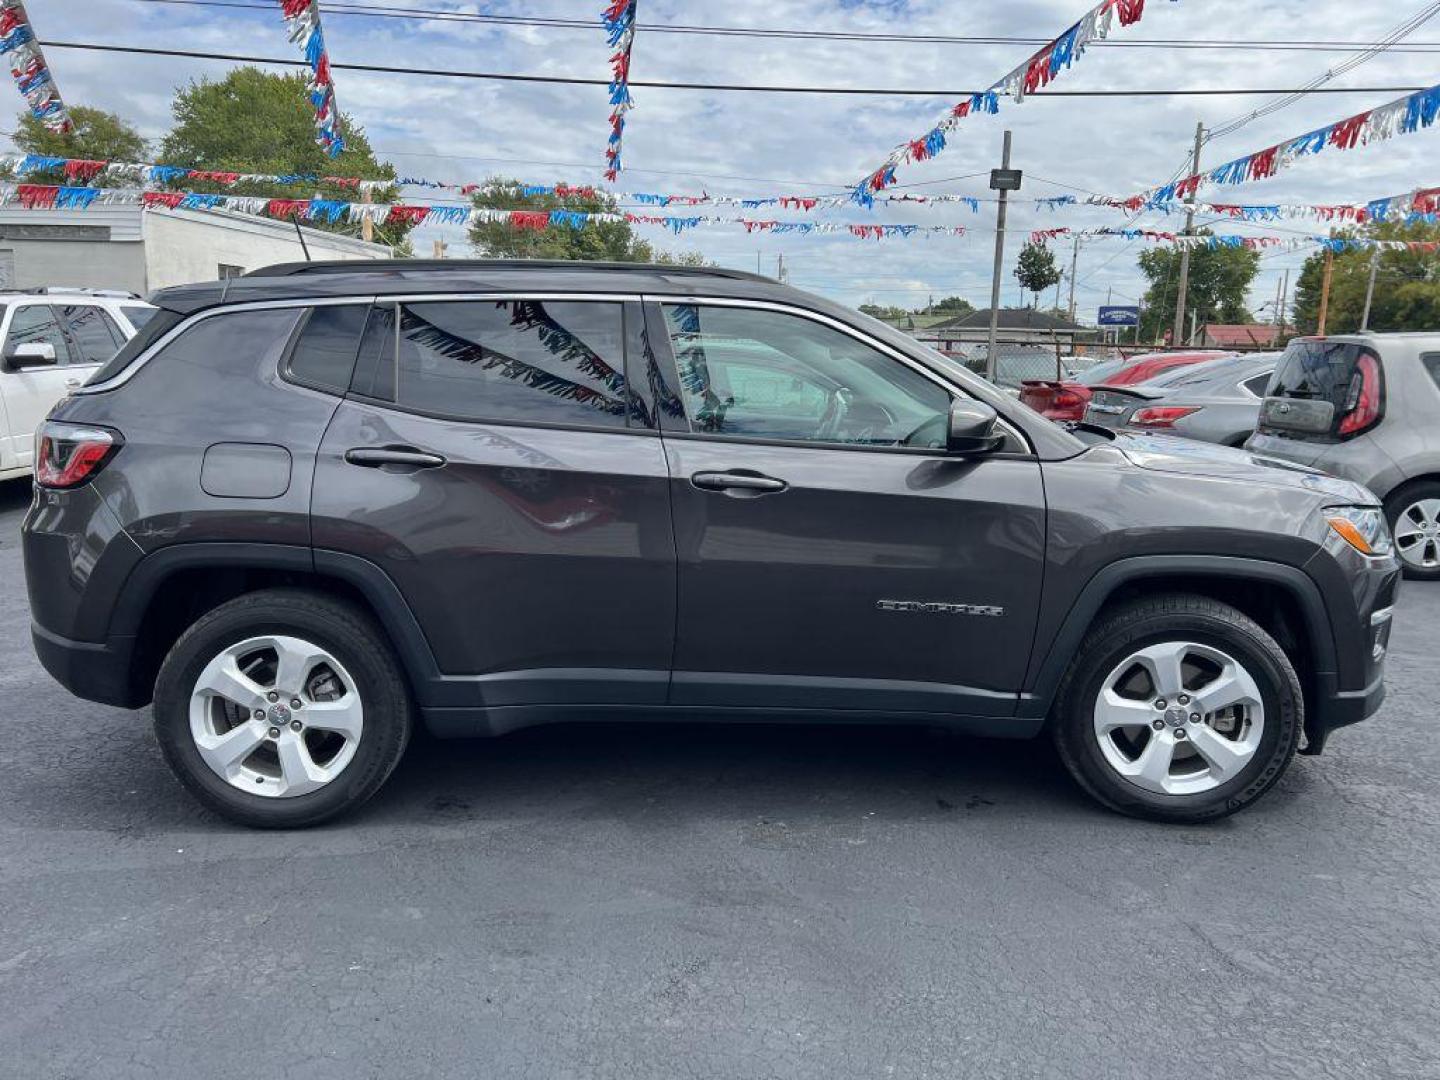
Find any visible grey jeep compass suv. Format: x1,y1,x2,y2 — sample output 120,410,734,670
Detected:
23,260,1400,827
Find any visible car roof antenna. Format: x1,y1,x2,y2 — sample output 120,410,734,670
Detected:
290,213,313,262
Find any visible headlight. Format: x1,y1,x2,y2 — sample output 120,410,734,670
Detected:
1326,506,1393,557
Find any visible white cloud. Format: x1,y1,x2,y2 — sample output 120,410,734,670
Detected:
22,0,1440,318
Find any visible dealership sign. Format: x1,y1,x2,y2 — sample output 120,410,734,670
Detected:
1098,305,1141,326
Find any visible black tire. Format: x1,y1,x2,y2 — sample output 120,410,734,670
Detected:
1052,593,1302,824
1384,480,1440,581
153,588,413,828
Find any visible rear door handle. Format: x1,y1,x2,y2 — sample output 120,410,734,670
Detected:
344,446,448,470
64,378,82,389
691,471,788,495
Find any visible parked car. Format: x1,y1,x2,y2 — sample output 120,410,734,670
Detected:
1248,334,1440,580
0,287,155,480
1020,350,1234,422
957,346,1085,394
24,260,1398,827
1083,353,1279,446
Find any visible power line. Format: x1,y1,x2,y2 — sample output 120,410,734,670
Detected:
1205,0,1440,142
123,0,1440,54
38,40,1438,98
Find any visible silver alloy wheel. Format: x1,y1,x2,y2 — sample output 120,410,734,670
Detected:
188,634,364,798
1393,498,1440,570
1092,641,1265,797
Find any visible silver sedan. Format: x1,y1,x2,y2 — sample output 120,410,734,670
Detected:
1083,353,1279,447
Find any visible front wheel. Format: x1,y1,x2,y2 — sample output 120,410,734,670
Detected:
153,589,413,828
1385,481,1440,581
1053,594,1302,823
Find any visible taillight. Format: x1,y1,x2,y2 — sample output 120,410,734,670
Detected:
1130,406,1200,429
35,422,123,489
1337,352,1383,437
1045,388,1087,421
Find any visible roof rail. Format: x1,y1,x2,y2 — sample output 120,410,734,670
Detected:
246,257,775,284
17,286,141,299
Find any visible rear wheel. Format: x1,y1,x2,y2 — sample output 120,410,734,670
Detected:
153,589,412,828
1053,594,1302,823
1385,481,1440,581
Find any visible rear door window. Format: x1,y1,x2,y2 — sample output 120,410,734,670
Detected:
354,299,629,429
4,305,71,364
1424,354,1440,392
56,304,125,365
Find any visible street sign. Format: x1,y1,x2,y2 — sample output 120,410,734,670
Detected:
1098,305,1140,327
989,168,1023,192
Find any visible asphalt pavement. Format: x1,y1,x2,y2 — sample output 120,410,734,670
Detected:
1,476,1437,1080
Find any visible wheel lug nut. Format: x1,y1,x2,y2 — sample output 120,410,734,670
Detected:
1174,729,1187,740
254,709,265,720
290,720,303,732
1152,719,1165,730
267,691,279,703
1177,694,1190,705
268,727,281,739
291,698,302,709
1154,699,1167,709
1190,713,1201,723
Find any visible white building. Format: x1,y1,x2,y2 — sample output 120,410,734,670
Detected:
0,204,390,295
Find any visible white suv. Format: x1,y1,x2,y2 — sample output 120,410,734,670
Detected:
0,289,155,480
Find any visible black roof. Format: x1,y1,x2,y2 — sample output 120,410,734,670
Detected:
153,258,791,315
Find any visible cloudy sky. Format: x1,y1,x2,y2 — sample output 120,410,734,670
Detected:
20,0,1440,319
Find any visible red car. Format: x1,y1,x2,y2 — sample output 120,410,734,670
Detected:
1020,351,1234,422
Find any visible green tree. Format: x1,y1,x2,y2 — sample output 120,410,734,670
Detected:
1293,219,1440,333
859,303,910,320
1015,242,1062,307
467,178,708,264
160,67,412,252
1137,237,1260,344
13,104,147,166
931,296,974,317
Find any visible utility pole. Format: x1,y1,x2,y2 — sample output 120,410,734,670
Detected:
432,238,448,259
1317,247,1336,336
1173,120,1205,348
1361,247,1381,331
1279,269,1290,334
1067,234,1079,321
1272,276,1284,327
360,187,374,244
986,130,1021,382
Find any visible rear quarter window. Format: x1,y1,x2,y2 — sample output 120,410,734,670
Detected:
86,308,186,385
102,308,302,388
284,304,370,393
1424,354,1440,392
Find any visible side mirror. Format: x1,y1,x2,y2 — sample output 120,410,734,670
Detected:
947,399,1006,456
3,342,58,372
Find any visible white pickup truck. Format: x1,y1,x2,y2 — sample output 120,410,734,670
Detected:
0,289,155,480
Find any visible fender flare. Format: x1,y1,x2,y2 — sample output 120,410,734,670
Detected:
108,543,453,707
1017,554,1338,720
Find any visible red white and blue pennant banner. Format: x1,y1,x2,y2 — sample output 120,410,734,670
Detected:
0,183,970,240
854,0,1153,202
279,0,345,157
0,153,990,211
1028,225,1440,254
602,0,638,181
1039,188,1440,224
1134,82,1440,206
1,1,71,134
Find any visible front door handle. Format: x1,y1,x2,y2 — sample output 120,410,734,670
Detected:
344,446,448,470
64,378,82,389
691,470,788,495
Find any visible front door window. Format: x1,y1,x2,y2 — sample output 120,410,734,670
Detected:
661,304,951,449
